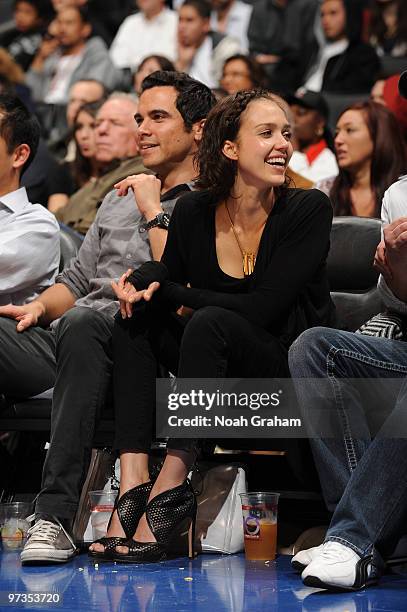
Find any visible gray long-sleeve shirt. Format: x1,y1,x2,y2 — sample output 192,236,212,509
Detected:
57,184,189,319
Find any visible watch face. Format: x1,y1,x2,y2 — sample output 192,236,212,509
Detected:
159,213,171,228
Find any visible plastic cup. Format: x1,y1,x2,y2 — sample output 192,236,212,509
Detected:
240,492,280,561
0,502,32,550
89,490,117,541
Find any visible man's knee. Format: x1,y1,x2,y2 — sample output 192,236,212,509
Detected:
58,306,97,329
56,307,111,344
289,326,335,374
0,316,20,345
0,316,55,393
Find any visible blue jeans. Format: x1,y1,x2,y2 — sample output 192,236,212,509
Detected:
288,327,407,563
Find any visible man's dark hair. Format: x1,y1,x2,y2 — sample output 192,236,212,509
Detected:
0,93,40,175
13,0,55,20
181,0,211,20
59,4,90,25
141,71,216,130
14,0,54,21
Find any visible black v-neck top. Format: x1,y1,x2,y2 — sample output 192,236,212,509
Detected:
129,188,335,346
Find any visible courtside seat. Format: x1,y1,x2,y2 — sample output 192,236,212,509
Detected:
328,216,383,331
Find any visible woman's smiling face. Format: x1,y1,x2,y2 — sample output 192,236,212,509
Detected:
224,99,293,190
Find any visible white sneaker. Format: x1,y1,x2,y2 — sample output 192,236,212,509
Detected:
301,541,379,591
20,517,77,565
291,544,324,572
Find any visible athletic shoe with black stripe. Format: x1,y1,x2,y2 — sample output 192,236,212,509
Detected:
291,544,324,572
301,541,380,591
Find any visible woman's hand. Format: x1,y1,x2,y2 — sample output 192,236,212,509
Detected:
111,269,160,318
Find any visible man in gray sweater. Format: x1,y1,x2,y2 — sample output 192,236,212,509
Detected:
26,5,119,105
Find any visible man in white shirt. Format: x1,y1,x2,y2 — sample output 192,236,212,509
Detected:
0,93,60,307
210,0,252,52
110,0,178,71
177,0,241,88
288,72,407,593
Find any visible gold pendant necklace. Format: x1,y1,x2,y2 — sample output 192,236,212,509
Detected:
225,203,263,277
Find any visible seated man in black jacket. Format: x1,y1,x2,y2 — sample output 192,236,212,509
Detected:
302,0,380,94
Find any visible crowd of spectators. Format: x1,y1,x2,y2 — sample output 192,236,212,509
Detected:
0,0,405,222
0,0,407,596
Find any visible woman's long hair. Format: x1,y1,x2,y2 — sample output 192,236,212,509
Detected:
369,0,407,49
330,100,407,217
71,98,105,187
195,89,291,203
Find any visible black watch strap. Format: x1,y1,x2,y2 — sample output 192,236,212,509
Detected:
139,212,171,233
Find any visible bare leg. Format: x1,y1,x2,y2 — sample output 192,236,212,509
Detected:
116,449,194,551
90,450,150,553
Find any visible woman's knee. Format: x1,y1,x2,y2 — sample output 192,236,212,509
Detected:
180,307,231,356
184,306,230,336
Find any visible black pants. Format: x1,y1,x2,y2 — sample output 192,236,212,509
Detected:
113,305,290,451
0,307,113,521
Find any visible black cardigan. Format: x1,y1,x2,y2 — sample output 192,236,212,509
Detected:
129,188,335,347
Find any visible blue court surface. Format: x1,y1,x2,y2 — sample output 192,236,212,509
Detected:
1,550,407,611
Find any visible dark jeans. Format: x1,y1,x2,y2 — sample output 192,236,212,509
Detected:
113,305,290,451
0,307,113,521
288,327,407,562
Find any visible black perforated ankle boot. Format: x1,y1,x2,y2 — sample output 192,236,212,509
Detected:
113,480,197,563
89,480,154,560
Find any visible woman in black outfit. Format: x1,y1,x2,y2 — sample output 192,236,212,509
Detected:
91,90,334,563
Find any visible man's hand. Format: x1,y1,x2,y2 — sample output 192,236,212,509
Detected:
384,218,407,251
0,301,45,332
381,218,407,301
114,174,162,221
111,270,160,318
31,36,59,70
373,240,392,282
